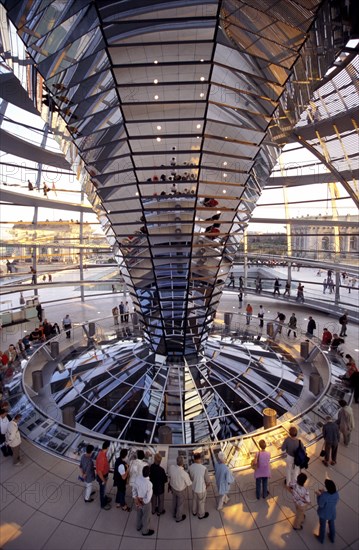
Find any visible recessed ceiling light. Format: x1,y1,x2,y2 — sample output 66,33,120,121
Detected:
135,192,139,195
154,95,159,100
153,79,158,84
200,77,205,82
200,92,205,98
225,136,228,139
223,173,227,178
156,125,162,130
196,136,200,139
156,137,161,142
223,189,227,193
200,59,204,62
154,60,158,64
223,161,227,166
196,124,201,129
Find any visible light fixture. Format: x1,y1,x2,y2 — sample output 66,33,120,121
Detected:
200,92,205,98
223,161,227,166
135,192,139,196
200,59,204,62
156,125,162,130
223,173,227,178
223,189,227,194
200,76,205,81
225,136,228,139
196,124,201,129
153,79,158,84
154,60,158,64
154,95,159,100
196,136,200,139
156,137,161,142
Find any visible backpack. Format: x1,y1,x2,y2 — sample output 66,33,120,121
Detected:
294,440,309,469
339,315,345,324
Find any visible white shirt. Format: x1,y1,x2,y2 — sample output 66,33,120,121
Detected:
189,462,210,493
169,464,192,492
0,415,10,435
132,476,153,504
6,420,21,447
129,458,147,485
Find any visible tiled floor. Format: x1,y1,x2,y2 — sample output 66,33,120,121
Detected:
0,293,358,549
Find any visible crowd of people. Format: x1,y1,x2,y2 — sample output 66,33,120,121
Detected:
54,427,347,542
0,312,73,401
0,394,350,544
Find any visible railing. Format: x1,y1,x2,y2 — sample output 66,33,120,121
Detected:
2,316,352,473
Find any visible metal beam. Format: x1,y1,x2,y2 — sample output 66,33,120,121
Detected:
0,188,93,212
295,138,359,209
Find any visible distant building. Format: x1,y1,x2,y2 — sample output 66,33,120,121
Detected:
9,220,107,263
291,214,357,261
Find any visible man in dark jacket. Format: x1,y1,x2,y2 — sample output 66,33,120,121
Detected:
307,316,316,337
113,448,131,511
322,416,340,466
149,453,168,516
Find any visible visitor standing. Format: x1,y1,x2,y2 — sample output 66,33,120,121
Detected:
129,450,147,486
112,306,119,325
322,278,328,294
275,311,286,334
95,441,112,510
338,312,348,337
238,290,243,308
149,453,167,516
0,407,12,456
214,452,234,511
168,456,192,522
62,314,72,339
315,480,339,544
119,302,125,323
189,453,210,520
258,306,264,329
228,272,235,287
296,283,305,303
321,328,332,348
290,472,310,531
281,426,300,486
245,304,253,325
273,278,281,296
287,313,297,338
132,465,154,536
124,301,130,323
113,448,131,511
322,416,340,466
336,399,355,446
253,439,271,500
306,316,316,337
30,266,37,284
283,280,291,297
79,444,96,503
6,414,22,465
